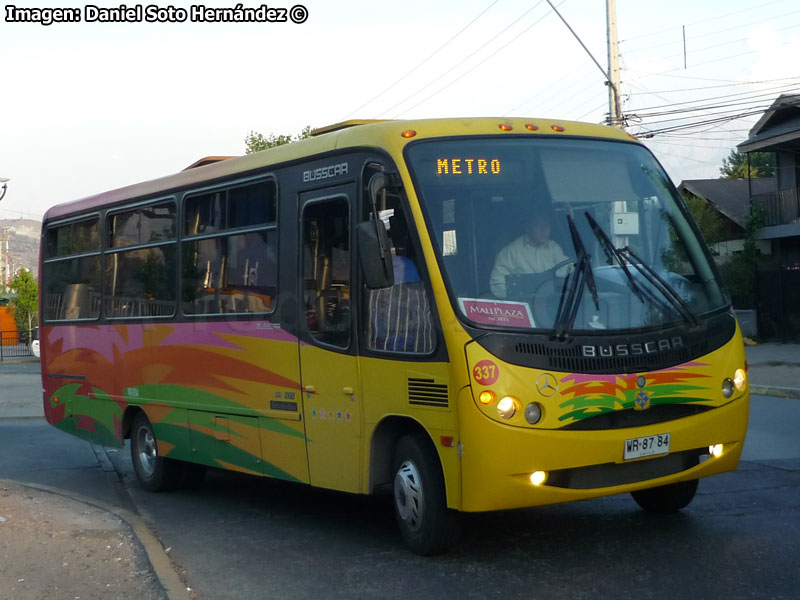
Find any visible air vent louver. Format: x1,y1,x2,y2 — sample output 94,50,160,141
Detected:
408,378,449,408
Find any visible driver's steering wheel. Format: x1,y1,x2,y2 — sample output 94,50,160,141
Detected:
528,258,574,327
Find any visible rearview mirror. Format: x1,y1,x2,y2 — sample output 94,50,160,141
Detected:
357,220,394,289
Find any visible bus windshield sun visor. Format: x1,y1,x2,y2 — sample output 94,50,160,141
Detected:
552,215,599,340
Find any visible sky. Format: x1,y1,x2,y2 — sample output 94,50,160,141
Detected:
1,0,799,222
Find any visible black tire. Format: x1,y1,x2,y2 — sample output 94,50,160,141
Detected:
631,478,699,513
130,412,185,492
392,434,461,555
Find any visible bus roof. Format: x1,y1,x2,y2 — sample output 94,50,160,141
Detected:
43,118,636,222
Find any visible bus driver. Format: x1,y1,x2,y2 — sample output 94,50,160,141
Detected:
489,213,569,297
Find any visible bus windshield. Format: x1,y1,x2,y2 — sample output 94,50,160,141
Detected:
406,137,728,334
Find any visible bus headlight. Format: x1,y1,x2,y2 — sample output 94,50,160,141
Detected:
497,396,518,419
524,402,543,425
733,368,747,391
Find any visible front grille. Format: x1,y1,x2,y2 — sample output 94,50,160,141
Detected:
560,403,711,430
513,339,709,375
471,311,736,375
408,378,449,408
546,448,703,489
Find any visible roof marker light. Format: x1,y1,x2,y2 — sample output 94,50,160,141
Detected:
499,123,513,131
551,125,565,132
525,124,539,131
401,129,417,138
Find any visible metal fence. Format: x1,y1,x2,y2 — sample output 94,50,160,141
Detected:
756,268,800,341
0,329,36,361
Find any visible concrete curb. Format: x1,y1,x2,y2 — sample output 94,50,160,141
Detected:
750,385,800,399
0,478,192,600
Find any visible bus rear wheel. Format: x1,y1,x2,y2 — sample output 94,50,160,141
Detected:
130,412,190,492
392,434,460,555
631,478,698,513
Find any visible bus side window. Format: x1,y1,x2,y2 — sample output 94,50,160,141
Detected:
302,198,351,347
363,201,435,354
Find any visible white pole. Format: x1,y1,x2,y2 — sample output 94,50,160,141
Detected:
606,0,622,128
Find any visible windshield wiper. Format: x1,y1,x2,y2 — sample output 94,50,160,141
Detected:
619,246,700,327
552,215,599,339
585,211,698,327
585,212,645,304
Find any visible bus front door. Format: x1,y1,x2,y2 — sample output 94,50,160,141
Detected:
298,188,363,493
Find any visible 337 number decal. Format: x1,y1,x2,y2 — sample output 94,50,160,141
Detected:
473,360,500,385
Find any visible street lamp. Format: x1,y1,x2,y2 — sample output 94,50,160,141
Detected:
0,177,9,202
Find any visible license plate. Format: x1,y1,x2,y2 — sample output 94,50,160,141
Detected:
624,433,670,460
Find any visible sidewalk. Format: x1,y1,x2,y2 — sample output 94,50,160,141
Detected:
745,343,800,399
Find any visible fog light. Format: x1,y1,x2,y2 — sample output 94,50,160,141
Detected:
530,471,547,486
497,396,518,419
524,402,543,425
734,368,747,391
722,378,734,398
709,443,724,458
479,390,496,405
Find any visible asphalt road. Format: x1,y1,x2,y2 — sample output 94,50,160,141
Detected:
1,366,799,599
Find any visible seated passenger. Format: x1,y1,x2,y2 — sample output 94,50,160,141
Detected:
489,213,569,297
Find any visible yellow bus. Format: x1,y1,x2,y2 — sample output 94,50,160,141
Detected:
40,118,749,554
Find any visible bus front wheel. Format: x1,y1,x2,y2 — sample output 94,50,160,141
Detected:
631,478,698,513
392,434,460,555
130,412,186,492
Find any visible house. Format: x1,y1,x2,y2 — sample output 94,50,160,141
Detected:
678,178,773,261
737,93,800,340
738,93,800,254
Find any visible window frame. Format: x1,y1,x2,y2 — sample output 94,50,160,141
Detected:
181,175,279,318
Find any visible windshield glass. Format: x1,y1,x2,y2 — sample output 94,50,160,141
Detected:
406,137,728,333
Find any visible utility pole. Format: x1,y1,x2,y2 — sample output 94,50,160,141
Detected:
545,0,623,129
606,0,623,128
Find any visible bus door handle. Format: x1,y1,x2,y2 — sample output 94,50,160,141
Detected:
304,385,315,393
343,386,354,395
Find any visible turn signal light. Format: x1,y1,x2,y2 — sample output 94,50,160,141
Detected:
479,390,496,405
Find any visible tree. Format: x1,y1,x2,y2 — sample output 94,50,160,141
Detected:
9,269,38,332
682,192,726,245
718,205,764,309
244,126,312,154
720,149,775,179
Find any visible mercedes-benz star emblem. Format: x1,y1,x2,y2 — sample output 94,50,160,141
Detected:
537,373,558,397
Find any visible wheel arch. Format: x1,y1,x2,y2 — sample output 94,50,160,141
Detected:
121,405,145,440
368,416,440,495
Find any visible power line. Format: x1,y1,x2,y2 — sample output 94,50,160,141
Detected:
635,107,775,137
631,87,800,118
626,7,800,53
390,1,561,118
620,0,790,42
341,0,501,119
626,75,800,96
374,1,548,117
